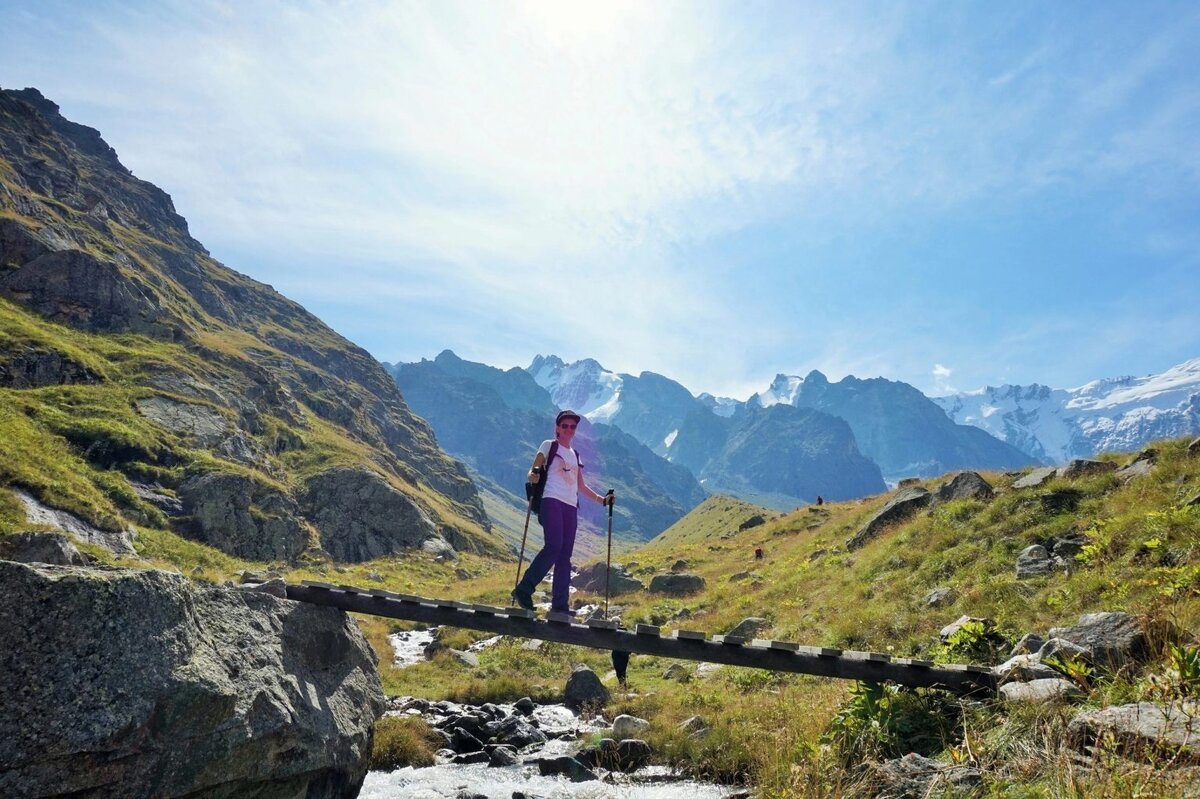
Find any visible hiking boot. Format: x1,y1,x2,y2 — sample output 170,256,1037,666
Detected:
510,588,534,611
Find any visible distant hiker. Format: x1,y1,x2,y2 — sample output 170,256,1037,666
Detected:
816,495,824,506
512,410,614,614
754,546,763,560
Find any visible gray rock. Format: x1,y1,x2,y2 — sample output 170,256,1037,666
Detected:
563,665,609,710
897,477,922,488
679,715,709,735
451,751,490,765
177,472,307,562
738,514,766,531
1016,544,1053,579
728,570,757,582
422,537,457,560
867,752,982,798
135,395,229,446
648,573,706,596
1038,637,1092,664
1057,459,1118,479
846,487,932,551
12,488,135,555
129,481,184,516
1189,437,1200,455
726,617,770,639
237,578,288,599
993,654,1063,683
1010,633,1046,657
613,714,650,739
934,471,994,504
670,559,689,572
514,697,535,716
1040,489,1084,513
1070,700,1200,762
534,755,597,781
1047,612,1150,671
575,738,619,769
662,663,692,682
924,587,957,607
0,531,87,566
1012,466,1056,489
301,468,441,562
696,663,724,679
488,745,519,767
492,715,547,749
614,739,652,771
0,562,384,798
573,562,644,595
1052,536,1088,562
450,649,479,668
1116,458,1155,483
999,678,1084,704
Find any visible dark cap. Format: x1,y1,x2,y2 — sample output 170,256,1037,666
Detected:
556,409,581,425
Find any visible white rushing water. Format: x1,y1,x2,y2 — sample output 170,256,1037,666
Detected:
388,629,437,668
360,763,738,799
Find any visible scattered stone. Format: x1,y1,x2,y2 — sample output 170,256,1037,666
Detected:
726,617,770,639
846,487,932,551
0,531,87,566
1038,637,1092,664
1187,493,1200,507
662,663,692,682
1058,459,1118,479
563,665,609,710
454,568,471,580
1012,467,1057,489
728,570,756,582
366,571,385,582
613,714,650,739
679,715,709,735
1070,700,1200,762
514,697,535,716
924,587,957,608
129,481,184,516
1016,545,1053,579
1010,633,1046,657
696,663,724,680
1000,678,1084,704
450,751,490,765
1046,612,1150,671
1052,536,1088,561
897,477,922,488
238,577,287,599
492,715,547,749
934,472,994,504
1040,489,1083,514
240,570,268,583
670,559,688,572
450,727,485,753
867,753,982,798
648,573,706,596
573,562,644,595
0,562,384,798
521,639,544,652
1189,437,1200,455
738,514,766,531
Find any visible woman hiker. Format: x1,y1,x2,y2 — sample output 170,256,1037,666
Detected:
512,409,614,613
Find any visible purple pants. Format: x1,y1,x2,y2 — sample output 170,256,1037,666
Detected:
518,498,577,611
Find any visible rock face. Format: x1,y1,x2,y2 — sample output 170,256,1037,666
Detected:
0,562,385,798
300,468,444,562
846,487,932,551
13,488,135,555
0,345,101,387
177,472,308,562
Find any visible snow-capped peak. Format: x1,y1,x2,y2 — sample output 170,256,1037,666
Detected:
751,373,804,408
527,354,624,421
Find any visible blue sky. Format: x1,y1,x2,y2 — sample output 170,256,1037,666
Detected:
1,0,1197,399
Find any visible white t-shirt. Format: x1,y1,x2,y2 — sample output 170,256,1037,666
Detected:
537,439,582,507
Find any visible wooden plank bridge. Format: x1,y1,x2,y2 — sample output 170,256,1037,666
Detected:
287,581,997,694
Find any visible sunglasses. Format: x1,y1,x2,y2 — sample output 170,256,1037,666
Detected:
558,422,577,429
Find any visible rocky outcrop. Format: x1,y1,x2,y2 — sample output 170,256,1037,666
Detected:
0,562,385,798
0,345,101,387
726,617,770,639
13,488,135,555
846,487,932,551
300,468,443,562
177,472,308,562
933,471,994,504
1070,701,1200,762
1057,458,1117,479
1046,612,1150,671
866,753,982,798
1012,467,1056,489
999,678,1084,704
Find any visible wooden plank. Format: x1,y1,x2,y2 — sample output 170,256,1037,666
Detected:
546,611,574,624
798,645,842,657
303,581,336,590
713,634,745,646
766,640,800,652
635,624,660,636
674,630,707,641
587,619,618,630
505,608,535,619
471,604,501,615
337,585,360,594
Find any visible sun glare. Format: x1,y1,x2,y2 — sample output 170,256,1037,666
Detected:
519,0,644,45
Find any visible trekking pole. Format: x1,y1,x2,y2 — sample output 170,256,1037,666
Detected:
604,489,615,619
514,498,533,593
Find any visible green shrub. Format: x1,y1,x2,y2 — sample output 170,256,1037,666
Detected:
370,715,442,771
821,682,960,766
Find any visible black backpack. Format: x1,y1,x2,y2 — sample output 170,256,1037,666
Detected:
525,441,567,526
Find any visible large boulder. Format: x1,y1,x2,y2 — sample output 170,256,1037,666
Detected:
1057,459,1117,479
0,531,88,565
573,562,644,595
648,573,706,596
1016,545,1053,579
999,678,1084,705
846,487,932,551
1046,612,1150,671
1012,467,1056,489
300,468,443,562
1070,701,1200,762
563,665,609,710
726,617,770,639
0,562,385,797
177,471,308,562
933,472,994,504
